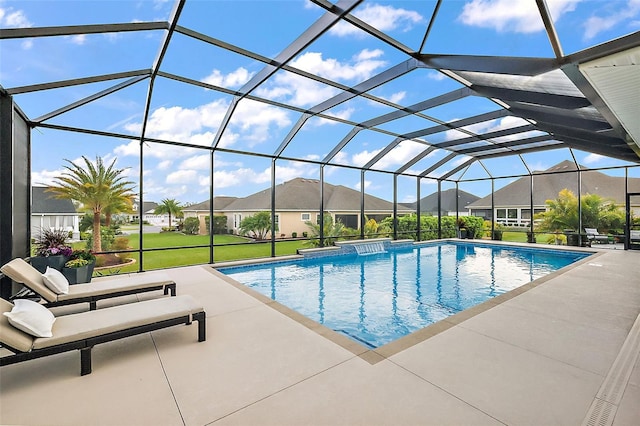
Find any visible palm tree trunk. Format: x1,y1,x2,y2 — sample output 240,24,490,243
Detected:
93,211,102,253
105,212,112,228
168,213,172,228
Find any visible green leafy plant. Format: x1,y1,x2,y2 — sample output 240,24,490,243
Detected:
64,258,90,268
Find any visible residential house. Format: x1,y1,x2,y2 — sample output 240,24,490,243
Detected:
407,188,480,217
184,178,413,238
466,160,640,227
127,200,170,226
31,186,80,240
182,197,238,235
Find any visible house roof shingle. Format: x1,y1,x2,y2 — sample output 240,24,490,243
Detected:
32,187,77,214
221,178,412,213
412,188,480,213
467,160,640,209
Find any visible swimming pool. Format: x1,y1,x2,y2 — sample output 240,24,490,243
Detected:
218,241,590,349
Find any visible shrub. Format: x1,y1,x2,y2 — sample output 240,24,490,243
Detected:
291,231,297,238
85,226,116,252
183,217,200,235
111,237,130,252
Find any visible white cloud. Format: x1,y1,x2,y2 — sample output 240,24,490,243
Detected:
201,67,254,88
352,148,381,167
69,34,87,45
387,91,406,104
0,6,32,28
179,154,210,170
166,169,198,184
426,71,447,81
582,153,605,165
319,107,355,124
458,0,580,33
330,3,423,37
157,160,172,170
372,141,428,170
583,0,640,40
121,97,289,153
21,39,33,50
441,115,531,142
31,168,65,187
256,49,387,108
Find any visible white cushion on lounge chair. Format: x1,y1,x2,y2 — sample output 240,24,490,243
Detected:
1,258,58,302
56,272,174,302
42,267,70,294
3,299,56,338
1,258,175,307
32,295,202,349
0,298,34,352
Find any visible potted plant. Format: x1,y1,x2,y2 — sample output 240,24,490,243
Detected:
31,228,74,273
491,222,505,241
62,249,96,284
456,218,467,239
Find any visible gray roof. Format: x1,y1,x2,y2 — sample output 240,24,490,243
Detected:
32,187,76,214
223,178,412,213
468,160,640,208
412,188,480,214
183,196,238,212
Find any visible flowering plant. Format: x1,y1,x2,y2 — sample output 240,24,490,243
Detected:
41,245,73,257
34,228,73,257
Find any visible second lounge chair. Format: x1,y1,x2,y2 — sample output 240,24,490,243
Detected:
1,258,177,310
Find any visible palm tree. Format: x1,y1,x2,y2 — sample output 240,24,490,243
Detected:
47,156,135,253
154,198,183,228
103,194,135,227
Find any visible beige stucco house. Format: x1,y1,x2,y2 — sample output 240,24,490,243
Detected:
183,178,413,237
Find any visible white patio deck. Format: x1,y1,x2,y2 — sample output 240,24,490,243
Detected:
1,246,639,425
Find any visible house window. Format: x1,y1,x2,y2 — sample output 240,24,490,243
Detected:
301,213,310,221
316,214,321,224
274,214,280,226
233,213,242,228
496,209,506,219
508,209,518,219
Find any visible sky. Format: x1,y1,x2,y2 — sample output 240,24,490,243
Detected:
1,0,640,206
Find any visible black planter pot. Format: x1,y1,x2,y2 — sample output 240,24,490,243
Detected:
30,255,71,273
62,261,95,285
492,230,503,241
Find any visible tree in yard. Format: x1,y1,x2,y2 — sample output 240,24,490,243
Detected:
239,211,276,240
47,156,135,253
535,189,625,232
154,198,183,228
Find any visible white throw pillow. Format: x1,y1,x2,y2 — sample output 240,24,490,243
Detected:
42,266,69,294
3,299,56,338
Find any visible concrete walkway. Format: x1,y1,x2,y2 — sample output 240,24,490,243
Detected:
1,246,639,425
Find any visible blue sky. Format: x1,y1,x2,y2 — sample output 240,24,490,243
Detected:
1,0,639,205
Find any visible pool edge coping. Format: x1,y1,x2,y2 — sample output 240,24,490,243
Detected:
205,242,604,365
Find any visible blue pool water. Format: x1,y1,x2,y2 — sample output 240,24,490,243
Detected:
219,242,590,348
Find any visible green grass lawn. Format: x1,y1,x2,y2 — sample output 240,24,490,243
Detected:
94,232,307,274
87,230,568,276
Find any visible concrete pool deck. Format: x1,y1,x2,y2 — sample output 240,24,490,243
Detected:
1,245,639,425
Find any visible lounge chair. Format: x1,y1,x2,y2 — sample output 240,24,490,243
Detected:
0,295,205,375
584,228,609,244
1,258,176,310
630,230,640,249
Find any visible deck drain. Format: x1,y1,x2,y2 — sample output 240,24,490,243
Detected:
581,313,640,426
583,398,615,426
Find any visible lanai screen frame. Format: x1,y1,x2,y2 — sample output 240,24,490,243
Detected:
2,0,640,270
